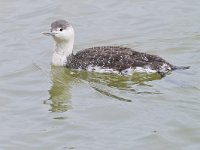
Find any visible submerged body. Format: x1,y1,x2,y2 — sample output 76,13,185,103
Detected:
43,20,189,75
67,46,173,74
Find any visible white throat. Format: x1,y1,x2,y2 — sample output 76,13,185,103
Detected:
52,27,74,66
52,40,74,66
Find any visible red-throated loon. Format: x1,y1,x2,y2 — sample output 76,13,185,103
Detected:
42,19,189,75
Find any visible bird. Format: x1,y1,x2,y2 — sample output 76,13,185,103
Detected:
42,19,189,75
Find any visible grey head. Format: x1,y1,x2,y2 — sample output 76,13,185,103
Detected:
42,19,72,36
51,20,71,32
43,19,74,42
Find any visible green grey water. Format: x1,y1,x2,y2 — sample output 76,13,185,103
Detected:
0,0,200,149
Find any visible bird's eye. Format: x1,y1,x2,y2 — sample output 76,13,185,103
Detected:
59,28,63,31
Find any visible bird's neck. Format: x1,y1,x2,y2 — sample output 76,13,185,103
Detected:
52,38,74,66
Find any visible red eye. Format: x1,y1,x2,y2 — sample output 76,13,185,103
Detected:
60,28,63,31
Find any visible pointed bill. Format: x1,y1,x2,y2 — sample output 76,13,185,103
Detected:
42,32,56,36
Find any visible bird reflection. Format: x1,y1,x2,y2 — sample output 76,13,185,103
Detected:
47,66,165,112
47,66,75,112
71,70,164,102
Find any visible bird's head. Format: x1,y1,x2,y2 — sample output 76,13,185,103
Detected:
43,19,74,43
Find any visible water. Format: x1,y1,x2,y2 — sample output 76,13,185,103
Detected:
0,0,200,149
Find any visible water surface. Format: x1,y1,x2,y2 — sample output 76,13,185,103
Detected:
0,0,200,149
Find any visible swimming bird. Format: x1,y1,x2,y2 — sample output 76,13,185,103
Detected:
43,19,189,75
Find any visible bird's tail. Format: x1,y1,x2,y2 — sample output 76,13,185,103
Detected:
172,66,190,70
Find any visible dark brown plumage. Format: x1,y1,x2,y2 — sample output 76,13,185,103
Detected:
66,46,174,73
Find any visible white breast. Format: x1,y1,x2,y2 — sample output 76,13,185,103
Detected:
52,53,66,66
